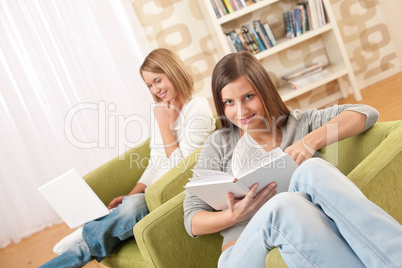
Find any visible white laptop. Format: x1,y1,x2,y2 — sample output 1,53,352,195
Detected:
38,169,110,229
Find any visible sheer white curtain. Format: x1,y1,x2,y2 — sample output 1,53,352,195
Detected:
0,0,153,248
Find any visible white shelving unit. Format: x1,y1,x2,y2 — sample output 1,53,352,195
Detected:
197,0,362,104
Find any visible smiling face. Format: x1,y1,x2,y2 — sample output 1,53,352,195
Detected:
141,71,179,103
221,76,267,132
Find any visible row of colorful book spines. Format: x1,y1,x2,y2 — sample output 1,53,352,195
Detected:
283,4,313,39
210,0,258,18
283,0,329,39
226,23,276,54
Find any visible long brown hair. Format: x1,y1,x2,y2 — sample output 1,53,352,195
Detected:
140,48,194,103
212,51,290,131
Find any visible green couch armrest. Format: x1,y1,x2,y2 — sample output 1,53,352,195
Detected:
347,121,402,223
145,148,201,211
134,192,222,268
318,121,402,223
318,121,401,176
84,139,150,206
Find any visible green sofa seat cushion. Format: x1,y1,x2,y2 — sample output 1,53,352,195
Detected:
101,238,147,268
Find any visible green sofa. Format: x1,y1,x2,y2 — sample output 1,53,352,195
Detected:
127,120,402,268
83,139,203,267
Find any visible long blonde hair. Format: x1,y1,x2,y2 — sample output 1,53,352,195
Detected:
140,48,194,103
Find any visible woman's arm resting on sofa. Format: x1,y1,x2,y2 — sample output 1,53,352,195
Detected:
285,111,368,165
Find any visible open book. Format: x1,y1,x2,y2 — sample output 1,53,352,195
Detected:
184,133,298,210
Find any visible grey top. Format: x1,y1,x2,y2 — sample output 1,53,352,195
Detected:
183,104,379,249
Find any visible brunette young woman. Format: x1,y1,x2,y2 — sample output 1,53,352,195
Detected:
183,51,402,268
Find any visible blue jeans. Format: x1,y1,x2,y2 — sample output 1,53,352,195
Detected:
218,158,402,268
40,193,149,268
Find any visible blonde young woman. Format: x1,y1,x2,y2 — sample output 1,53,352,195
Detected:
41,48,215,268
183,51,402,267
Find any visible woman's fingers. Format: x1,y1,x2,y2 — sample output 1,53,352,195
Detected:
226,182,278,222
284,140,314,165
226,184,258,210
226,192,235,209
108,200,117,209
255,182,277,202
244,183,258,200
107,196,124,209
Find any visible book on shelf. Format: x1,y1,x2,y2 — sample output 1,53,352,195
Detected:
228,30,245,52
225,20,276,54
245,25,262,52
283,0,326,39
293,7,302,36
241,25,259,54
210,0,221,18
282,63,330,89
184,133,298,210
315,0,326,27
297,1,311,32
263,22,277,46
209,0,260,18
308,0,319,29
235,28,250,51
282,63,324,81
283,11,295,38
230,0,240,11
253,20,273,48
296,5,307,33
300,0,326,29
218,0,229,15
285,69,331,89
225,34,237,52
240,0,248,7
223,0,235,13
250,25,267,51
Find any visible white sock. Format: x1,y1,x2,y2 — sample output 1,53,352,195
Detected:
53,226,84,255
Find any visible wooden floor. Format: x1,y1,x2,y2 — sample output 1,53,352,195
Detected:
0,72,401,268
337,72,402,122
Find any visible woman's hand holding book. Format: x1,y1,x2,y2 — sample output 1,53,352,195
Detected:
225,182,278,223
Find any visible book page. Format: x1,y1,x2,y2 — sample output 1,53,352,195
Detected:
191,169,230,179
238,154,298,195
188,169,233,184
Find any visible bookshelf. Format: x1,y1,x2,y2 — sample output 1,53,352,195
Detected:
197,0,362,104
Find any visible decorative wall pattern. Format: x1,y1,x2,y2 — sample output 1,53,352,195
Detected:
131,0,219,99
330,0,399,89
131,0,400,111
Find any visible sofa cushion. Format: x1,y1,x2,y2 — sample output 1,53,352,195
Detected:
101,238,147,268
